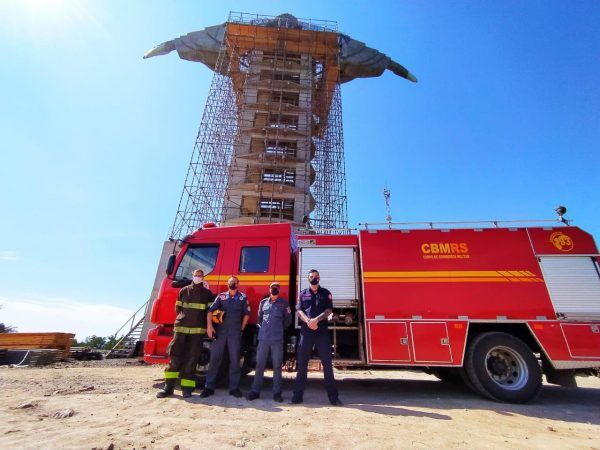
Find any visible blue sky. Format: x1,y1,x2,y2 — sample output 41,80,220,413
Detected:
1,1,599,339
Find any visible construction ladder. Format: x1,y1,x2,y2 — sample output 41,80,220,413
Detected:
105,300,149,358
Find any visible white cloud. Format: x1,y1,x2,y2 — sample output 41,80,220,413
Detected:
0,251,19,261
0,295,137,341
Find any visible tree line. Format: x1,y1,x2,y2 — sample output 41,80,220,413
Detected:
72,335,120,350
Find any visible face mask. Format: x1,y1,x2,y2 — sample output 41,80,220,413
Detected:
192,276,203,285
270,288,279,296
309,277,319,286
228,282,238,290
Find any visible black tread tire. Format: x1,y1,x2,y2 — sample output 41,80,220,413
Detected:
457,366,479,394
464,332,542,403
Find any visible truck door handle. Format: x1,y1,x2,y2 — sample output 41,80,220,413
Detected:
400,338,408,345
592,325,599,334
441,338,449,345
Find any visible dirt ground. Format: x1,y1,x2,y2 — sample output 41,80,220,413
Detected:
1,360,599,449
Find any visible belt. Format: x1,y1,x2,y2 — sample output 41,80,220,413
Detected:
174,326,207,334
176,301,207,310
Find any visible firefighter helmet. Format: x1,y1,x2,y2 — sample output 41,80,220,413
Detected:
211,309,226,324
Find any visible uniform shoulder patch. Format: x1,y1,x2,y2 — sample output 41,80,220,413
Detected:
219,293,227,300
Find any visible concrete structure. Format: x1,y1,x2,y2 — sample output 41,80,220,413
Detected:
144,12,416,236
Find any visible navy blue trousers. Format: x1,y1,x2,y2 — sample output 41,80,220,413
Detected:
293,329,338,400
250,340,284,395
205,331,241,390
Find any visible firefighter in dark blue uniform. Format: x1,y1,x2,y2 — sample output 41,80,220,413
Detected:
291,269,342,406
246,281,292,402
201,276,250,398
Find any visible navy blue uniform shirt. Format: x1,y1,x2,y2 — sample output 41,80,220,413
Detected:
297,286,333,333
209,291,250,335
257,296,292,343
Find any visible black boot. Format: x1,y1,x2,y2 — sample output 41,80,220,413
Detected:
156,379,175,398
229,388,243,398
246,391,259,401
200,388,215,398
181,388,193,398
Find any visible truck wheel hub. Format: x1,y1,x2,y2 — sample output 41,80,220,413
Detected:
484,345,529,390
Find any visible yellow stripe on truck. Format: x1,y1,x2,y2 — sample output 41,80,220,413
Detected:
363,270,542,283
202,274,288,284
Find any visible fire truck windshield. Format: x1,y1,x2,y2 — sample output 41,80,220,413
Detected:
174,245,219,280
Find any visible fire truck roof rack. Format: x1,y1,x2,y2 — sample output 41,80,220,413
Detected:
358,218,571,230
297,227,358,234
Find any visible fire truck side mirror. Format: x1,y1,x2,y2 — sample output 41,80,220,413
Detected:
166,254,176,276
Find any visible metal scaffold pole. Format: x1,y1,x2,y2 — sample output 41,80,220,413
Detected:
167,13,347,239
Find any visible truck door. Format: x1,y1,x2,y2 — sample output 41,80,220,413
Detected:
298,246,359,307
174,244,222,285
232,240,277,324
298,245,362,360
539,256,600,358
538,256,600,319
160,243,222,324
410,322,453,363
368,322,411,362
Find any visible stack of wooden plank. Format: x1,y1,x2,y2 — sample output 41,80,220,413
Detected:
0,333,75,359
1,349,63,366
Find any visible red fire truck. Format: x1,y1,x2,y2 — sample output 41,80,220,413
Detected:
144,220,600,403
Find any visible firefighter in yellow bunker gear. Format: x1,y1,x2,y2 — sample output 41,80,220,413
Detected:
156,268,213,398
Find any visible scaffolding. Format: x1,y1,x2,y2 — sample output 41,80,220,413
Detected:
169,12,347,239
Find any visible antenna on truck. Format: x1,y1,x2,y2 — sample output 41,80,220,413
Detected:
383,186,392,229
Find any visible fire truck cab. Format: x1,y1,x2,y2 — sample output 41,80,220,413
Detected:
144,221,600,403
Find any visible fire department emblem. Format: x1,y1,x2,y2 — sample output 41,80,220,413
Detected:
550,232,574,252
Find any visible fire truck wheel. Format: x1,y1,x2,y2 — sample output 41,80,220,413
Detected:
464,332,542,403
457,367,479,394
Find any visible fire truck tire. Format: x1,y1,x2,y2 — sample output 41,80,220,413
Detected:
457,367,479,394
464,332,542,403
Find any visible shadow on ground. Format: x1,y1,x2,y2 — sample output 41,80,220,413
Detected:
150,373,600,424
